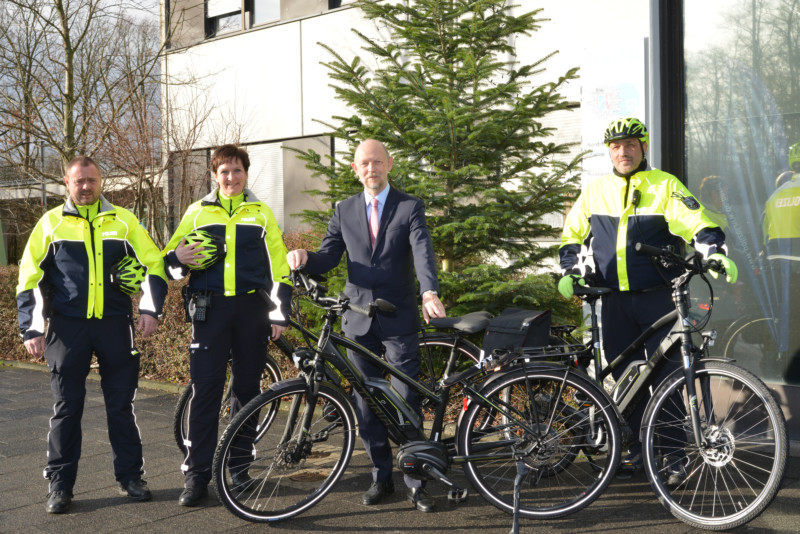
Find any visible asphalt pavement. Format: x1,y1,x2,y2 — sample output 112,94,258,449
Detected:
1,361,798,534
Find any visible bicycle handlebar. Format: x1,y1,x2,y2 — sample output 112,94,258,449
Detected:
634,241,724,276
288,269,397,318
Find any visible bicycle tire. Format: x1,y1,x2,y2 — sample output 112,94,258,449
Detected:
458,365,621,519
212,378,356,522
641,360,787,530
173,336,291,455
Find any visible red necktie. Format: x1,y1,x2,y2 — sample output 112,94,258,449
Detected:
370,198,379,246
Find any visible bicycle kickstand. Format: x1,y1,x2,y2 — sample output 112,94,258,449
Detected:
509,455,531,534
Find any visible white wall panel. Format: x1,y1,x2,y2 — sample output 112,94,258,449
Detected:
247,143,284,228
299,8,384,137
166,22,303,147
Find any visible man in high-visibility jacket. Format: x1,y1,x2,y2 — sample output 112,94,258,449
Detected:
558,117,737,479
762,142,800,376
17,155,168,514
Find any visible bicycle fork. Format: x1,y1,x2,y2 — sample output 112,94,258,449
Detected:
674,286,708,449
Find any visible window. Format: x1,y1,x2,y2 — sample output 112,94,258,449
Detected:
205,0,281,37
684,0,800,385
206,0,241,37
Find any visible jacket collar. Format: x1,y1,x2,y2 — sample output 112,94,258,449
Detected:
63,194,115,217
200,187,259,207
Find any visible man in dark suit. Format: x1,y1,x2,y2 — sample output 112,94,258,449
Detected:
287,139,446,513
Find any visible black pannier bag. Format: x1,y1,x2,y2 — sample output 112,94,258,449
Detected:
482,308,551,356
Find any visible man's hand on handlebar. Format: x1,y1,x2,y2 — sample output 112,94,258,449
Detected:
286,249,308,270
707,253,738,284
558,274,586,299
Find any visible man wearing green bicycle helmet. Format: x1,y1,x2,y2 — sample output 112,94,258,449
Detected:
559,118,737,479
162,144,292,507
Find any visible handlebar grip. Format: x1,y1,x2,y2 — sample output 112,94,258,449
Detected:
348,302,374,317
635,242,664,257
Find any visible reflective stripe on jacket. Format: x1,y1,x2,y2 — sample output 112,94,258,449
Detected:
162,188,292,325
560,168,726,291
16,196,168,340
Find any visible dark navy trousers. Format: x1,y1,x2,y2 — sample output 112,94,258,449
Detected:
347,320,423,489
601,287,682,454
182,292,270,488
43,314,143,493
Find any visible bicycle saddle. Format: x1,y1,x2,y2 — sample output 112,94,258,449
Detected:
429,311,492,334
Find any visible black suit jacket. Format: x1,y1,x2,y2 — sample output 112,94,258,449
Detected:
305,187,439,337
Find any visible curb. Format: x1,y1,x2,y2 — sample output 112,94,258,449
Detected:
1,359,185,394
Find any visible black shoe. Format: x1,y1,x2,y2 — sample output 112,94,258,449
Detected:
664,456,688,486
362,480,394,505
178,486,208,507
118,478,152,502
616,452,643,480
231,470,255,493
407,487,435,513
45,490,72,514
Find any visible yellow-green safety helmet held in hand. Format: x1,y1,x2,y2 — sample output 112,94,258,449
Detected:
109,255,146,295
183,229,226,270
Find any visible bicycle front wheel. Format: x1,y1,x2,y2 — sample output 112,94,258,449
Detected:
458,366,621,519
212,379,356,523
641,360,787,530
173,340,288,455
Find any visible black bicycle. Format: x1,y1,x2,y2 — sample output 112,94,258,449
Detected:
211,269,621,526
565,243,788,530
172,312,484,455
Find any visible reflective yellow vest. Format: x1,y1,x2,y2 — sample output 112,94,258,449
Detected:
163,189,292,324
560,168,725,291
17,196,167,340
763,173,800,261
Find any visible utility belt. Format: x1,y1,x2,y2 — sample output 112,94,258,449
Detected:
181,286,277,323
181,287,218,323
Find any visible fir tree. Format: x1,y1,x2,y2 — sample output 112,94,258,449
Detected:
293,0,583,320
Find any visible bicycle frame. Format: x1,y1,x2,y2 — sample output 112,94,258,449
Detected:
569,248,732,450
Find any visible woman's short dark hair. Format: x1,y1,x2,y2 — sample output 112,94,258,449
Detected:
210,144,250,173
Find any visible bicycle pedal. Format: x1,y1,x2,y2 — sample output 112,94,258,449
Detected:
447,488,468,503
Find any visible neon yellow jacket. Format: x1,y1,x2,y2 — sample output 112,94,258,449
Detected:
163,189,292,325
763,173,800,261
17,196,168,340
560,167,726,291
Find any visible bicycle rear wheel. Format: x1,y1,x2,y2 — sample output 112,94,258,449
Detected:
212,379,356,522
458,366,621,519
173,337,290,454
641,360,787,530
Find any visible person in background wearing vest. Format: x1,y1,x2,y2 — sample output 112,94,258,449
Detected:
762,143,800,380
558,118,737,482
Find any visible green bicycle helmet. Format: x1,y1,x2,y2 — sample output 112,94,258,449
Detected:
183,229,226,270
604,117,649,146
109,255,146,295
789,142,800,172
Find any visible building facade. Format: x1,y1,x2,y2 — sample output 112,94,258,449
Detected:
160,0,800,445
